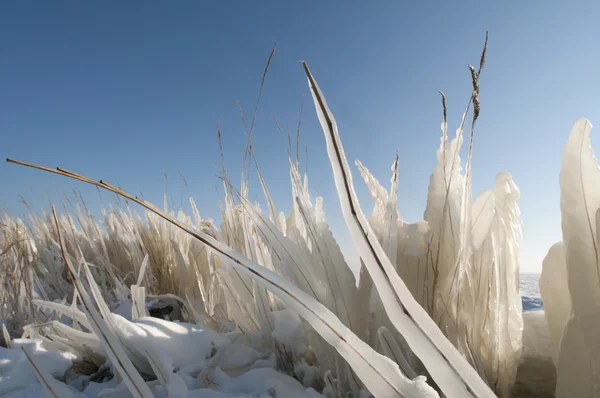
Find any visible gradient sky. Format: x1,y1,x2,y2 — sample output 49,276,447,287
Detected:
2,2,600,273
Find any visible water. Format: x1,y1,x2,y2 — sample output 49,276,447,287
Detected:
520,273,543,312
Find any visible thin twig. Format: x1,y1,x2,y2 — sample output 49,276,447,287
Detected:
296,96,304,166
241,43,277,179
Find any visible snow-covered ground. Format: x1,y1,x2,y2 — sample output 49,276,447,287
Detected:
0,304,326,398
0,281,555,398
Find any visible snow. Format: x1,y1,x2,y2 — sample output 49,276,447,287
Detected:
270,310,303,351
0,326,327,397
0,339,76,395
112,315,220,370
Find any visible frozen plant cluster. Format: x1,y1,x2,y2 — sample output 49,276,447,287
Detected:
1,46,598,397
538,118,600,397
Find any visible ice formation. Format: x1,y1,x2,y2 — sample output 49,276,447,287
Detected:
539,242,569,366
353,109,523,397
5,59,595,398
539,118,600,397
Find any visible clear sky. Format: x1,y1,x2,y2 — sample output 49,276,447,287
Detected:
2,2,600,273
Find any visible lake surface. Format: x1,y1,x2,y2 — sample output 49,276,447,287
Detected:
520,273,543,312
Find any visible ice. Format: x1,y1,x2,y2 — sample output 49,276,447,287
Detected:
539,242,570,366
553,118,600,397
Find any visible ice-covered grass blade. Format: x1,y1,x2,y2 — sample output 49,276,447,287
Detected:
2,323,12,348
378,326,417,379
32,299,92,331
554,118,600,397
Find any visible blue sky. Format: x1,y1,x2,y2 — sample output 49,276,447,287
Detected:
2,2,600,273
